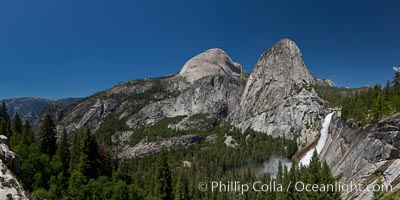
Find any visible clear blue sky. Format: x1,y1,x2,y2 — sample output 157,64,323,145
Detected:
1,0,399,99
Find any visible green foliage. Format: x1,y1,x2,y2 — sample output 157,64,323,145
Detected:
39,113,57,157
22,120,35,145
275,151,341,200
373,173,385,200
380,189,400,200
130,115,187,145
31,188,54,200
69,131,82,172
68,170,89,199
313,85,369,108
79,128,100,179
13,112,22,134
57,129,71,174
0,83,348,199
158,154,173,200
10,113,23,148
175,176,191,200
121,125,299,199
95,112,131,146
68,175,146,200
342,83,399,124
0,101,11,138
392,69,400,88
340,71,400,124
2,105,146,199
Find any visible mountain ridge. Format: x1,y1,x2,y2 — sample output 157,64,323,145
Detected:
2,38,400,199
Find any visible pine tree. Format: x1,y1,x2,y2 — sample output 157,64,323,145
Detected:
69,132,81,172
175,176,190,200
0,101,11,138
158,153,173,200
309,150,321,182
320,161,341,200
392,67,400,90
57,129,71,174
98,136,112,177
1,101,7,117
276,161,285,200
78,128,100,179
13,112,22,134
22,120,35,145
10,112,23,147
39,114,57,157
68,170,88,199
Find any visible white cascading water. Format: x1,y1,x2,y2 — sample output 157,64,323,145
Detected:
299,112,334,166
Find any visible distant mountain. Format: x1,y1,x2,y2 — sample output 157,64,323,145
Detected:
2,97,80,122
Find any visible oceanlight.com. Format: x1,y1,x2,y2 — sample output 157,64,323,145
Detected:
197,181,393,195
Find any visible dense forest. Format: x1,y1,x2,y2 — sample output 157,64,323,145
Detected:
0,100,342,200
315,69,400,125
1,70,399,199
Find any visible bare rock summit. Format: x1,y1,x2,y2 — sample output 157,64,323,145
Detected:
179,48,244,83
231,38,324,140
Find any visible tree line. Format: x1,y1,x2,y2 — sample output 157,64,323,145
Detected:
341,70,400,124
0,98,341,200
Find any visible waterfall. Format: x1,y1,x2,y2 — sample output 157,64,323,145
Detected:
299,112,334,166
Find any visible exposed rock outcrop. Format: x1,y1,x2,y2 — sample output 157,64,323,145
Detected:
179,48,244,83
125,50,245,128
231,39,324,141
58,77,170,133
321,113,400,200
119,134,202,158
59,48,246,134
0,136,28,200
314,78,336,87
167,115,213,131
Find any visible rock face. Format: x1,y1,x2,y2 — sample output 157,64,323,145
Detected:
314,78,336,87
2,97,79,122
126,75,244,128
231,39,324,140
179,48,244,83
54,39,330,161
125,49,245,128
0,136,28,200
321,113,400,200
167,115,213,131
62,98,119,132
119,134,202,158
59,77,165,133
59,48,246,134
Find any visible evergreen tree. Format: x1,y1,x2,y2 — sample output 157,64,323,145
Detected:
98,136,112,177
22,120,35,145
13,112,22,134
58,129,71,174
68,170,88,199
79,128,100,179
176,176,190,200
158,153,173,200
392,67,400,90
0,101,11,137
69,132,81,172
39,113,57,157
320,161,341,200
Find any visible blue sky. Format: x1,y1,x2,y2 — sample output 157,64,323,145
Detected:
0,0,399,99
